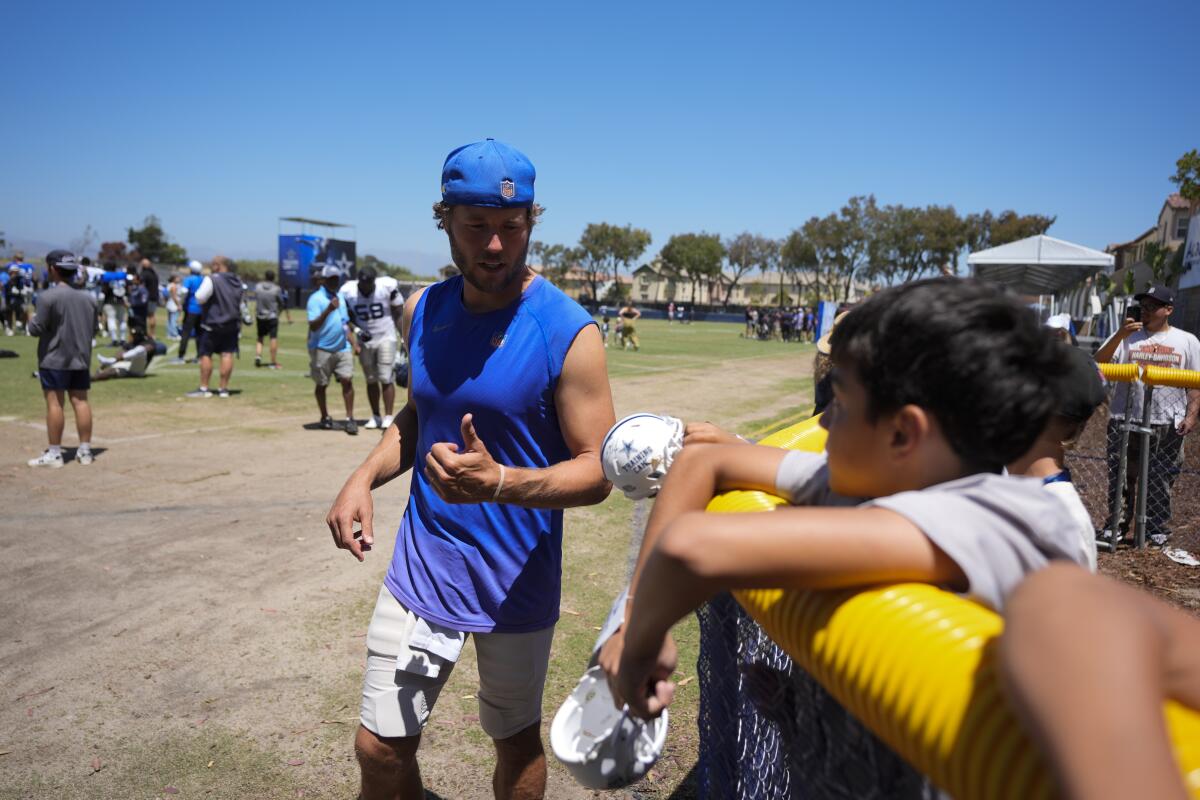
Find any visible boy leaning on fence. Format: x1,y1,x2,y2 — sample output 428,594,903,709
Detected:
598,277,1091,720
1007,343,1107,571
1094,284,1200,547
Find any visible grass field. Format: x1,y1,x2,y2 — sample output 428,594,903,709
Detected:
0,312,809,421
0,308,814,799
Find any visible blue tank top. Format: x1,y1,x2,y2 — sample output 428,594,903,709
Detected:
384,275,596,633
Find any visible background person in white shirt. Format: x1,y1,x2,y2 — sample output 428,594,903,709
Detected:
339,267,405,430
1095,285,1200,546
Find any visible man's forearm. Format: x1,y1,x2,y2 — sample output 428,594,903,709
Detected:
497,453,608,509
1094,332,1125,363
352,403,418,490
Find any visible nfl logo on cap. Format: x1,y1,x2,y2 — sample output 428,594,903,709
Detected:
440,139,535,208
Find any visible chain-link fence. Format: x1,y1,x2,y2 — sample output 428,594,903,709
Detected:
691,363,1200,798
695,593,933,799
1068,363,1200,554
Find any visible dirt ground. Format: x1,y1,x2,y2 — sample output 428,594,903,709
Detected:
6,344,1198,799
0,351,808,800
1069,405,1200,615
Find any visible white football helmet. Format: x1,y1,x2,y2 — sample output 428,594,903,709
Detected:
550,666,669,790
601,413,684,500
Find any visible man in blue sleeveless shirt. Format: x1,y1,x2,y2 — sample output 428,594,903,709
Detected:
326,139,616,799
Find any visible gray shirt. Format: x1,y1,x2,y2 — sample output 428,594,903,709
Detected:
774,450,1085,612
254,281,285,320
29,283,99,371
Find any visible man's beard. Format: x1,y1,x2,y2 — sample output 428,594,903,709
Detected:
448,230,530,295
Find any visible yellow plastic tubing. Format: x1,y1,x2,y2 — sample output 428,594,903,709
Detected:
708,415,1200,798
1144,365,1200,390
1098,362,1139,383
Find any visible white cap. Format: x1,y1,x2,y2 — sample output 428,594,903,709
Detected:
188,260,203,273
320,264,342,278
1045,313,1072,331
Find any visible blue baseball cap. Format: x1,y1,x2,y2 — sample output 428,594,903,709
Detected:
440,138,535,208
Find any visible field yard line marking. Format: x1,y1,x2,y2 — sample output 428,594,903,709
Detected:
97,414,314,443
1,414,313,444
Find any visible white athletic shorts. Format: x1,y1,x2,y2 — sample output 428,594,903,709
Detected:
360,585,554,740
358,338,397,385
308,348,353,386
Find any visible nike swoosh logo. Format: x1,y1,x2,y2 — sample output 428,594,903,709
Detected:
433,323,452,332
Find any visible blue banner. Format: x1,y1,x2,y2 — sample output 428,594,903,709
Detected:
278,234,323,289
324,238,357,277
815,300,838,342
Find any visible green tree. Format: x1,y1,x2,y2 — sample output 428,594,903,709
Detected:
799,195,878,302
724,233,778,308
780,229,818,303
577,223,652,305
127,215,188,264
1170,149,1200,206
871,204,969,284
530,241,579,288
659,232,724,308
965,210,1055,251
359,253,420,280
1143,242,1186,287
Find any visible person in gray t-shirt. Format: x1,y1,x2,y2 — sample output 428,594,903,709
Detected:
27,250,98,468
253,270,292,369
608,278,1075,720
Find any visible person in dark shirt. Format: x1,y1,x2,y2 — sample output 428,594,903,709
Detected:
128,271,150,332
27,250,98,467
139,259,160,338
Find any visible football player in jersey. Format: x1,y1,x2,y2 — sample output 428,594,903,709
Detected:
339,266,405,430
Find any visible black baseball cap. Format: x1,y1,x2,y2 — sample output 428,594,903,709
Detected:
1055,344,1106,422
357,266,377,283
46,249,79,272
1134,285,1174,305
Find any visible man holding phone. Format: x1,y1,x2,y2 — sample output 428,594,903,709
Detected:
1095,285,1200,545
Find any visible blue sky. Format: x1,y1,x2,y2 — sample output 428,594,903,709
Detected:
4,0,1197,272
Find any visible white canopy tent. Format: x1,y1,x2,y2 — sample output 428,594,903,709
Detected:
967,234,1114,295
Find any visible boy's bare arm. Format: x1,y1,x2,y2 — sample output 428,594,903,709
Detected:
618,505,965,718
627,443,788,600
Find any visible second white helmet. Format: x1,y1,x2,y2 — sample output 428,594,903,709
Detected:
601,413,684,501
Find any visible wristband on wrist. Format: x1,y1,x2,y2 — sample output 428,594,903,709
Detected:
492,463,506,501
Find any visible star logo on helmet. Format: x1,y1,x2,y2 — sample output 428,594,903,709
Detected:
621,440,634,458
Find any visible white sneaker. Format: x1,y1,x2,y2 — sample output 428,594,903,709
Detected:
28,450,64,468
77,449,94,465
381,414,394,429
364,416,381,430
98,355,116,366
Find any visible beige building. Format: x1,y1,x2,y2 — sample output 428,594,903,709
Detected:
1107,193,1192,289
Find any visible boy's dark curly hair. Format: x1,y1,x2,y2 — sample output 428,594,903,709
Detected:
830,277,1067,472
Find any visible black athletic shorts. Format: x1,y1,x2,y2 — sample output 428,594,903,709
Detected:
256,317,279,340
40,368,91,391
198,325,239,357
